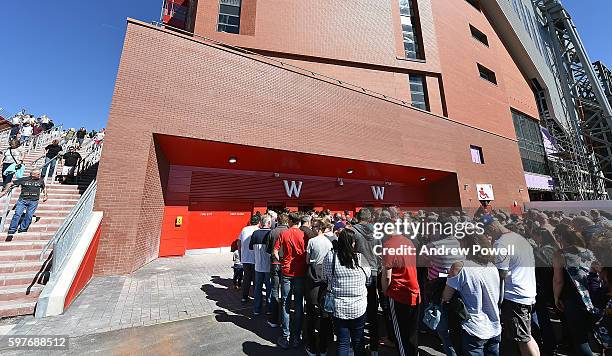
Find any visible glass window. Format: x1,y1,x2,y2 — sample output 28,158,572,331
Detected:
398,0,422,59
512,110,549,175
409,75,428,111
470,25,489,47
217,0,241,34
477,64,497,84
470,145,484,164
466,0,480,10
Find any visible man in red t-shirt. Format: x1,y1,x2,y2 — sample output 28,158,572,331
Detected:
273,213,306,349
382,232,420,356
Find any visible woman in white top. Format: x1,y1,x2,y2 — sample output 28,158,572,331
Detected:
442,233,501,356
322,229,370,356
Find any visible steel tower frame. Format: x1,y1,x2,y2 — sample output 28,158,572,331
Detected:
534,0,612,200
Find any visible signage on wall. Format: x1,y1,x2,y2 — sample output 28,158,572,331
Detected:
371,186,385,200
283,180,303,198
220,0,241,6
476,184,494,201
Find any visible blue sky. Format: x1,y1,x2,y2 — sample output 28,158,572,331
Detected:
0,0,610,129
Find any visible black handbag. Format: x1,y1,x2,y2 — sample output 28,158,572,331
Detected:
447,293,471,322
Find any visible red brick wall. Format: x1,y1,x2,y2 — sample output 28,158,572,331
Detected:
94,20,529,274
190,0,537,138
193,0,441,74
431,0,539,138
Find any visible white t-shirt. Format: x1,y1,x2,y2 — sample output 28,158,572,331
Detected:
447,260,501,339
239,225,259,264
493,232,537,305
21,126,33,136
95,132,105,141
307,234,333,266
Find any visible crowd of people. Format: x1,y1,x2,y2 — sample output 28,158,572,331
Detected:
231,205,612,356
1,112,105,187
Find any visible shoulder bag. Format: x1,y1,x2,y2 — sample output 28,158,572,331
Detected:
323,252,337,314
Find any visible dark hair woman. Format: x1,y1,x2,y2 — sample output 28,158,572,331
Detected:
322,229,370,356
552,224,598,356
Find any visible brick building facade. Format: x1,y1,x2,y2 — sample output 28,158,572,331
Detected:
94,0,536,274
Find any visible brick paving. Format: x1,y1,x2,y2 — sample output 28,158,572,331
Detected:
6,253,243,337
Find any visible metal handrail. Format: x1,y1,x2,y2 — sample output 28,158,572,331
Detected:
40,180,97,276
75,142,103,182
0,187,15,233
30,134,93,169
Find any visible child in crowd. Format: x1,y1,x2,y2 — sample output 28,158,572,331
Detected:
232,244,243,289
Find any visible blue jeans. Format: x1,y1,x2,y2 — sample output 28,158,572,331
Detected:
41,157,56,179
462,332,501,356
254,271,271,314
437,305,458,356
335,313,367,356
280,275,304,340
9,199,39,233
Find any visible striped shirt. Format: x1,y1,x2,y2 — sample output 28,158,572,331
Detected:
322,252,370,320
426,236,464,280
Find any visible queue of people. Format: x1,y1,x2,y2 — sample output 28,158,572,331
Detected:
231,206,612,356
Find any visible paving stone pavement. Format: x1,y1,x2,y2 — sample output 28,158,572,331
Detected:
6,253,244,338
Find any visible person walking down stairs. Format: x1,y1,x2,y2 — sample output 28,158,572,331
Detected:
1,169,48,236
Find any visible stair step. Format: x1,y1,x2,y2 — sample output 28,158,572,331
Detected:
0,231,54,240
0,285,43,302
0,240,47,251
0,300,37,317
0,249,49,262
0,260,45,273
0,271,40,287
0,225,61,233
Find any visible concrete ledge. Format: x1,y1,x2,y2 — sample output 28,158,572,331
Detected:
185,247,231,255
35,211,104,318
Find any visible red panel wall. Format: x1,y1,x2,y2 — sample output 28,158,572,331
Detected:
187,203,252,249
190,170,426,205
64,224,102,309
159,206,189,256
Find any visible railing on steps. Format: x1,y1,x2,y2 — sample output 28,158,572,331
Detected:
0,136,102,233
0,187,15,233
39,180,97,276
75,143,103,184
29,136,102,185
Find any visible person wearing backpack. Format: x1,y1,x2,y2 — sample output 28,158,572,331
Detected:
305,219,334,356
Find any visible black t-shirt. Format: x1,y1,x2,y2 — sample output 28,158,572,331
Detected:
14,177,45,201
45,144,62,159
76,130,87,139
63,152,82,166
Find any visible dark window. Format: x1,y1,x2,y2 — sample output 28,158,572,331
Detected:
398,0,423,59
470,145,484,164
409,75,428,111
478,64,497,84
217,0,241,34
466,0,481,10
470,25,489,47
512,111,549,175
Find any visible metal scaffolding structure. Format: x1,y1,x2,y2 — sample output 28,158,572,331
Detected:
533,0,612,200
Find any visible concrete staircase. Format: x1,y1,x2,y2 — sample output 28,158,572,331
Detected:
0,136,97,317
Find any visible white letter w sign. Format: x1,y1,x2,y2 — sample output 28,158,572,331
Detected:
283,180,303,198
371,186,385,200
